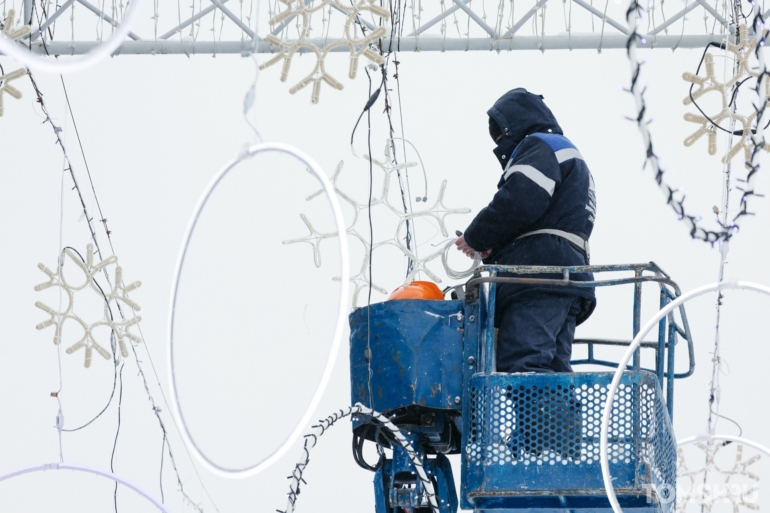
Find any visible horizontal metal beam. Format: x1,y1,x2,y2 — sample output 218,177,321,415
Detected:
12,34,727,55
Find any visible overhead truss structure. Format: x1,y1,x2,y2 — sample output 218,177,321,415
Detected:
0,0,759,56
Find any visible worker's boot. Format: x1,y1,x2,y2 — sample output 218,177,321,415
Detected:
558,391,582,461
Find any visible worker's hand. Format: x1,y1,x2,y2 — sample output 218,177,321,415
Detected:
456,236,492,259
454,235,482,259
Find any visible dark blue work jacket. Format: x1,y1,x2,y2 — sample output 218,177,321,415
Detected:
464,89,597,324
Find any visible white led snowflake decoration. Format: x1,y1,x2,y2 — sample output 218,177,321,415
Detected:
260,0,390,103
0,10,31,117
677,441,761,512
682,24,770,164
34,244,142,368
283,141,471,306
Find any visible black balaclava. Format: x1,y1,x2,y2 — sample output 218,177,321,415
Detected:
488,116,503,142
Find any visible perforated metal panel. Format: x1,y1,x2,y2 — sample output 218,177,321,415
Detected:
463,372,676,509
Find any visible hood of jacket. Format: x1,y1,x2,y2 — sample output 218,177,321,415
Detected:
487,88,564,169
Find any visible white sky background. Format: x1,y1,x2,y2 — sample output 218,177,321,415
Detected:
1,29,770,513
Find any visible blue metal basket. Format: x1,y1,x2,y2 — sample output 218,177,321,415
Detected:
349,263,690,513
462,372,676,512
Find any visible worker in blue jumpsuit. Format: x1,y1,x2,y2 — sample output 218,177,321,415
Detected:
456,88,597,374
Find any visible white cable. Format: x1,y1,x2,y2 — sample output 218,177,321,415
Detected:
600,280,770,513
167,142,350,479
387,137,428,202
441,237,481,280
0,0,144,74
0,462,170,512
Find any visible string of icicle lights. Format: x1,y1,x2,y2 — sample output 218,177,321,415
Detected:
625,1,768,244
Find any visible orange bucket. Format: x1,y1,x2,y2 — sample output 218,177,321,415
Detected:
388,281,444,301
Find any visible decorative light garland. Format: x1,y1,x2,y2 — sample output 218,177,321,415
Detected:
34,244,142,368
278,403,439,513
283,142,472,306
599,279,770,513
0,462,170,512
167,142,349,479
260,0,390,103
0,10,30,116
677,434,764,510
682,25,770,164
625,1,767,244
0,0,143,74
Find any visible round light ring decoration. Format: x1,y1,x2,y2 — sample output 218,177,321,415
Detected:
678,433,770,456
0,462,170,512
167,142,350,479
0,0,143,75
600,280,770,513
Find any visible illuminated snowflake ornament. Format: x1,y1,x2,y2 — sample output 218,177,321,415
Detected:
677,440,761,512
260,0,390,103
0,10,31,117
682,24,770,164
284,140,472,306
34,245,142,368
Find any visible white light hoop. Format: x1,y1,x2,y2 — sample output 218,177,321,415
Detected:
0,462,170,512
167,143,350,479
678,433,770,456
600,280,770,513
441,237,481,280
0,0,143,74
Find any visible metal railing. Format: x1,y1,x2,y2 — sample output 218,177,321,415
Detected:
464,262,694,418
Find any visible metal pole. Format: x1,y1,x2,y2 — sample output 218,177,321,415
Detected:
484,276,497,375
23,0,33,25
656,290,667,382
666,322,676,419
632,270,642,371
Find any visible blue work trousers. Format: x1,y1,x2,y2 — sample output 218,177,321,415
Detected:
496,293,582,373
